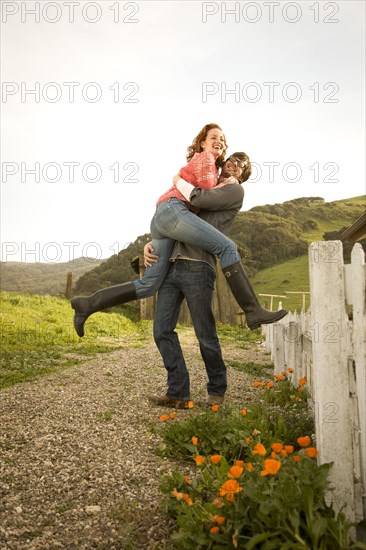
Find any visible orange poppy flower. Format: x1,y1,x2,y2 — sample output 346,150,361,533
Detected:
287,368,293,373
245,462,254,472
274,375,284,381
210,526,220,535
219,479,243,499
252,443,266,456
271,443,283,453
160,414,169,422
253,381,261,388
235,460,244,467
281,371,287,376
172,488,184,500
245,437,251,444
188,401,194,409
183,493,193,506
260,459,281,476
292,455,301,463
210,455,222,465
298,387,303,392
298,377,307,386
271,451,278,459
228,465,244,479
184,475,191,484
194,455,205,465
267,382,274,389
305,447,318,458
280,450,288,457
216,516,225,525
191,436,198,445
241,408,247,416
297,436,311,447
211,404,219,412
169,412,175,419
285,445,294,454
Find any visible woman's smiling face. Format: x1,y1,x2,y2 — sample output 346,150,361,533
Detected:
200,128,226,157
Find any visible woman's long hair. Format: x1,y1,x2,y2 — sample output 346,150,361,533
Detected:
186,123,227,168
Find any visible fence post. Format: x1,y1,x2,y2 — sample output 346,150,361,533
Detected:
350,243,366,520
272,323,285,374
309,240,355,520
65,272,73,299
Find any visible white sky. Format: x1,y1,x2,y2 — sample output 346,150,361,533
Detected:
1,0,365,262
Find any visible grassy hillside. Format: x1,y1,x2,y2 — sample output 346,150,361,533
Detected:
0,257,104,295
249,195,365,311
251,255,310,312
0,291,150,388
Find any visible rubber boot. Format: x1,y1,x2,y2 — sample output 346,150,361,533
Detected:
223,262,288,330
71,282,137,337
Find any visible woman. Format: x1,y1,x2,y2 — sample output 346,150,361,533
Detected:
71,124,287,336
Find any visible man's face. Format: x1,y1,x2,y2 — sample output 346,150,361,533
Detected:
221,157,244,181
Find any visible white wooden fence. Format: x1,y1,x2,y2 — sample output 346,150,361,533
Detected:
262,241,366,524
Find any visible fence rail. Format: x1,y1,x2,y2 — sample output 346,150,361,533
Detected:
262,241,366,523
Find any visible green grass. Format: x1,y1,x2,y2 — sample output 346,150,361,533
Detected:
0,291,151,388
251,255,310,312
249,195,366,312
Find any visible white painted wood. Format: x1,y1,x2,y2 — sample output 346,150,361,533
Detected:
309,240,355,520
350,244,366,520
261,241,365,522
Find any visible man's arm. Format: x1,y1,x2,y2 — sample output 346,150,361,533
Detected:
188,184,244,211
175,175,244,211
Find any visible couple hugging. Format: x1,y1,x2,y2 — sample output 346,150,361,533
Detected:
71,123,287,407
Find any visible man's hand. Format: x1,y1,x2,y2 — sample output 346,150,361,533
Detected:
173,174,181,186
216,176,238,188
144,242,159,267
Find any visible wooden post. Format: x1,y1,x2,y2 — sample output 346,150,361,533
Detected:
272,323,286,374
65,272,73,298
309,240,355,520
285,318,302,382
349,244,366,521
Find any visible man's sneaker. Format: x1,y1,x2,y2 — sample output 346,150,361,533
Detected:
148,394,190,409
206,395,225,406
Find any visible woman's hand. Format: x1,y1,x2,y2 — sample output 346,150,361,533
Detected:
144,242,159,267
173,174,181,186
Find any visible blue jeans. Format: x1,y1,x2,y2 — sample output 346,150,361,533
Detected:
153,260,227,400
133,198,240,299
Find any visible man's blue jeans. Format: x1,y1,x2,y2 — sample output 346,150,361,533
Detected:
134,198,240,299
153,260,227,400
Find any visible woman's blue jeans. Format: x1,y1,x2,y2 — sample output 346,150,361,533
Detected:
133,198,240,299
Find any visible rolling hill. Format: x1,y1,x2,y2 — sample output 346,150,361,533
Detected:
0,257,104,295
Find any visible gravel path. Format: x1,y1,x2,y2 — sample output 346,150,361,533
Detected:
0,330,271,550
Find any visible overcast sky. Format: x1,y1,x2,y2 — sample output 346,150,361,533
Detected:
1,0,365,262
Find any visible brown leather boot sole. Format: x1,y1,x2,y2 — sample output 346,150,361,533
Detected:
148,394,190,409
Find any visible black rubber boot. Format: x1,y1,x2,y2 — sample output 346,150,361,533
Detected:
71,282,137,337
223,262,288,330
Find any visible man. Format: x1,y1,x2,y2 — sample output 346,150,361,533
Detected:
146,153,251,408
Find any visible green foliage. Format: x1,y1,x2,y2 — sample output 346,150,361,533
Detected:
228,211,308,270
228,361,274,377
0,291,151,388
74,233,152,294
157,373,365,549
216,324,262,348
